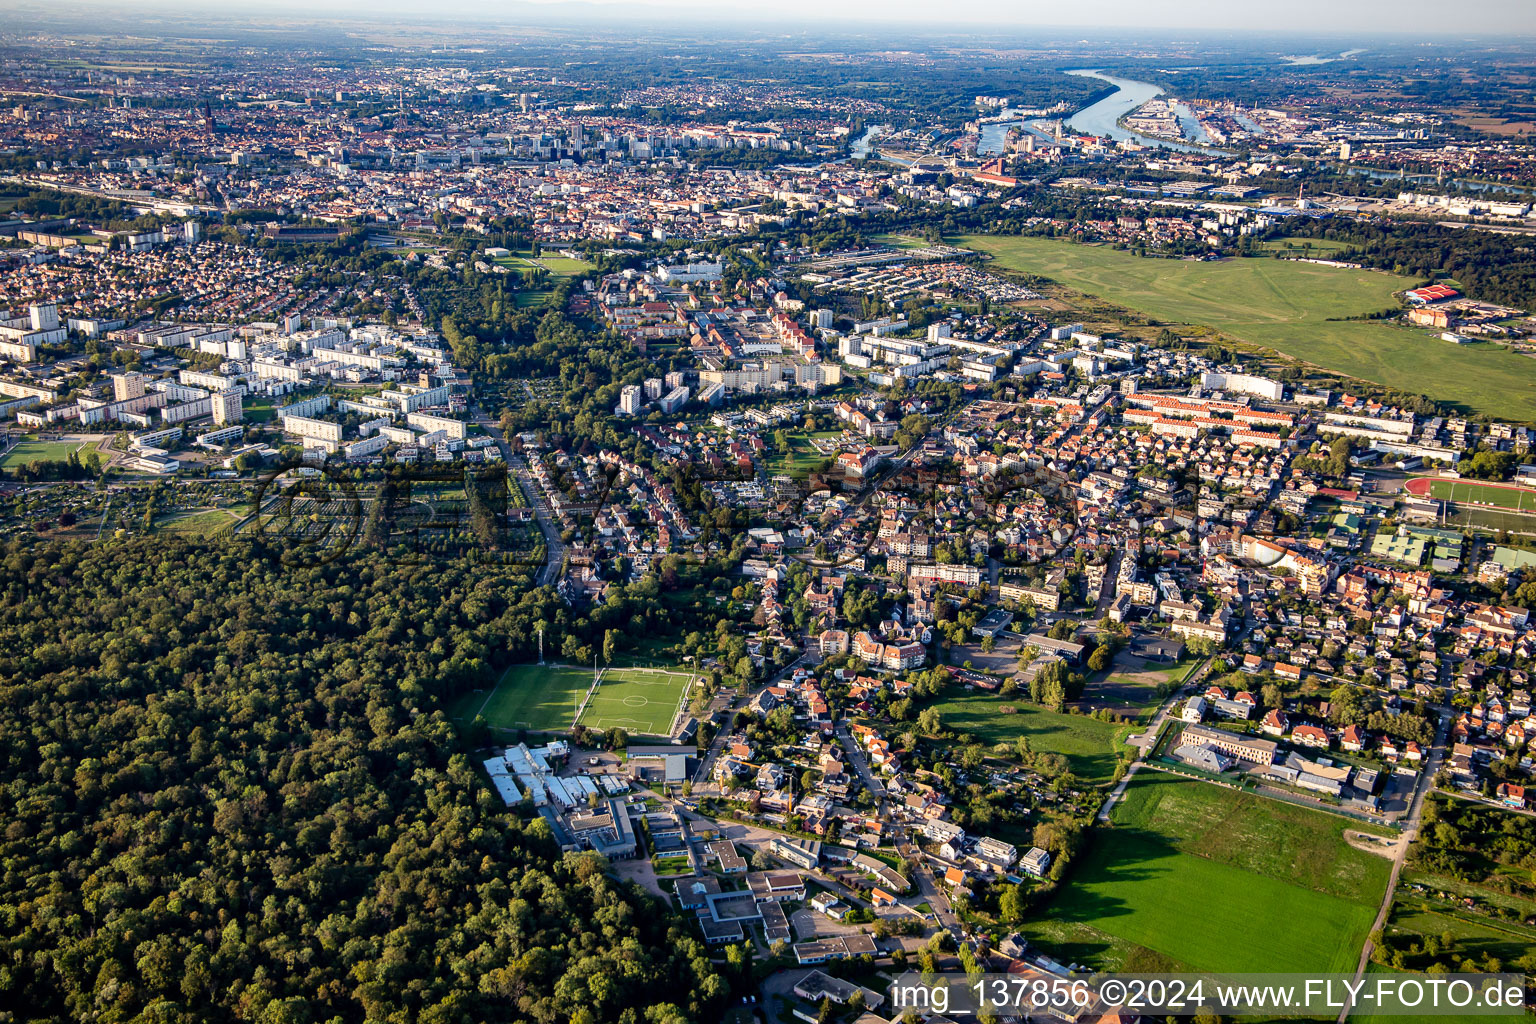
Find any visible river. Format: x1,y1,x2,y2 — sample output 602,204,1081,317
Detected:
976,115,1056,156
1344,165,1536,198
850,124,887,160
1064,69,1219,154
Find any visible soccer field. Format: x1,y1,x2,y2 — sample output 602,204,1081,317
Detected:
1421,478,1536,511
579,667,694,737
1034,774,1390,974
461,664,595,734
0,437,87,467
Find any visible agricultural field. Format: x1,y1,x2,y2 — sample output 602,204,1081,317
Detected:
579,666,694,737
453,663,596,734
0,436,88,467
952,234,1536,421
929,693,1135,785
1407,476,1536,511
1034,774,1390,974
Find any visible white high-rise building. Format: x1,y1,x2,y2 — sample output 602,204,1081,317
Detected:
211,389,243,426
643,377,663,400
618,384,643,416
29,302,59,332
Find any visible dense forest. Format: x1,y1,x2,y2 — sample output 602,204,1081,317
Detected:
0,538,727,1024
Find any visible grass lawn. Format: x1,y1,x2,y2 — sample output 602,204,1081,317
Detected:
1113,773,1395,897
1383,899,1536,970
157,508,242,537
537,255,594,276
453,663,595,734
1257,235,1355,255
579,666,694,737
494,252,592,277
952,234,1536,421
1401,869,1536,920
0,437,87,467
651,854,692,876
1351,965,1496,1024
243,398,277,423
1413,477,1536,511
1441,507,1536,535
762,430,841,478
514,289,553,308
1035,774,1389,975
871,232,936,250
930,693,1134,784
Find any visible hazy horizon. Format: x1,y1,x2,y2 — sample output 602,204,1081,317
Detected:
10,0,1536,36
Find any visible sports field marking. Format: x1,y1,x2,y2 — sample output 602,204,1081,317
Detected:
0,437,89,467
1407,476,1536,511
578,667,694,736
472,688,498,721
466,663,596,733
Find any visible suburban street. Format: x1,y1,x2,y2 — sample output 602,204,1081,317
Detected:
692,647,816,791
1095,656,1213,822
473,408,564,587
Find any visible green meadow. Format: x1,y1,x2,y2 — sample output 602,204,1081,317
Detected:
954,234,1536,421
1027,774,1390,974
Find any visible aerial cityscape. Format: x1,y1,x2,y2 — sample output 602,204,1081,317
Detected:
4,0,1536,1021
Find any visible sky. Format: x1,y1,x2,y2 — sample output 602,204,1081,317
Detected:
77,0,1536,35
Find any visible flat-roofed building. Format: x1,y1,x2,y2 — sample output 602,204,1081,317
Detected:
770,835,821,870
1180,723,1277,765
211,388,243,426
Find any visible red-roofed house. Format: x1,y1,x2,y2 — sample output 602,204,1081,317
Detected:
1291,724,1330,748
